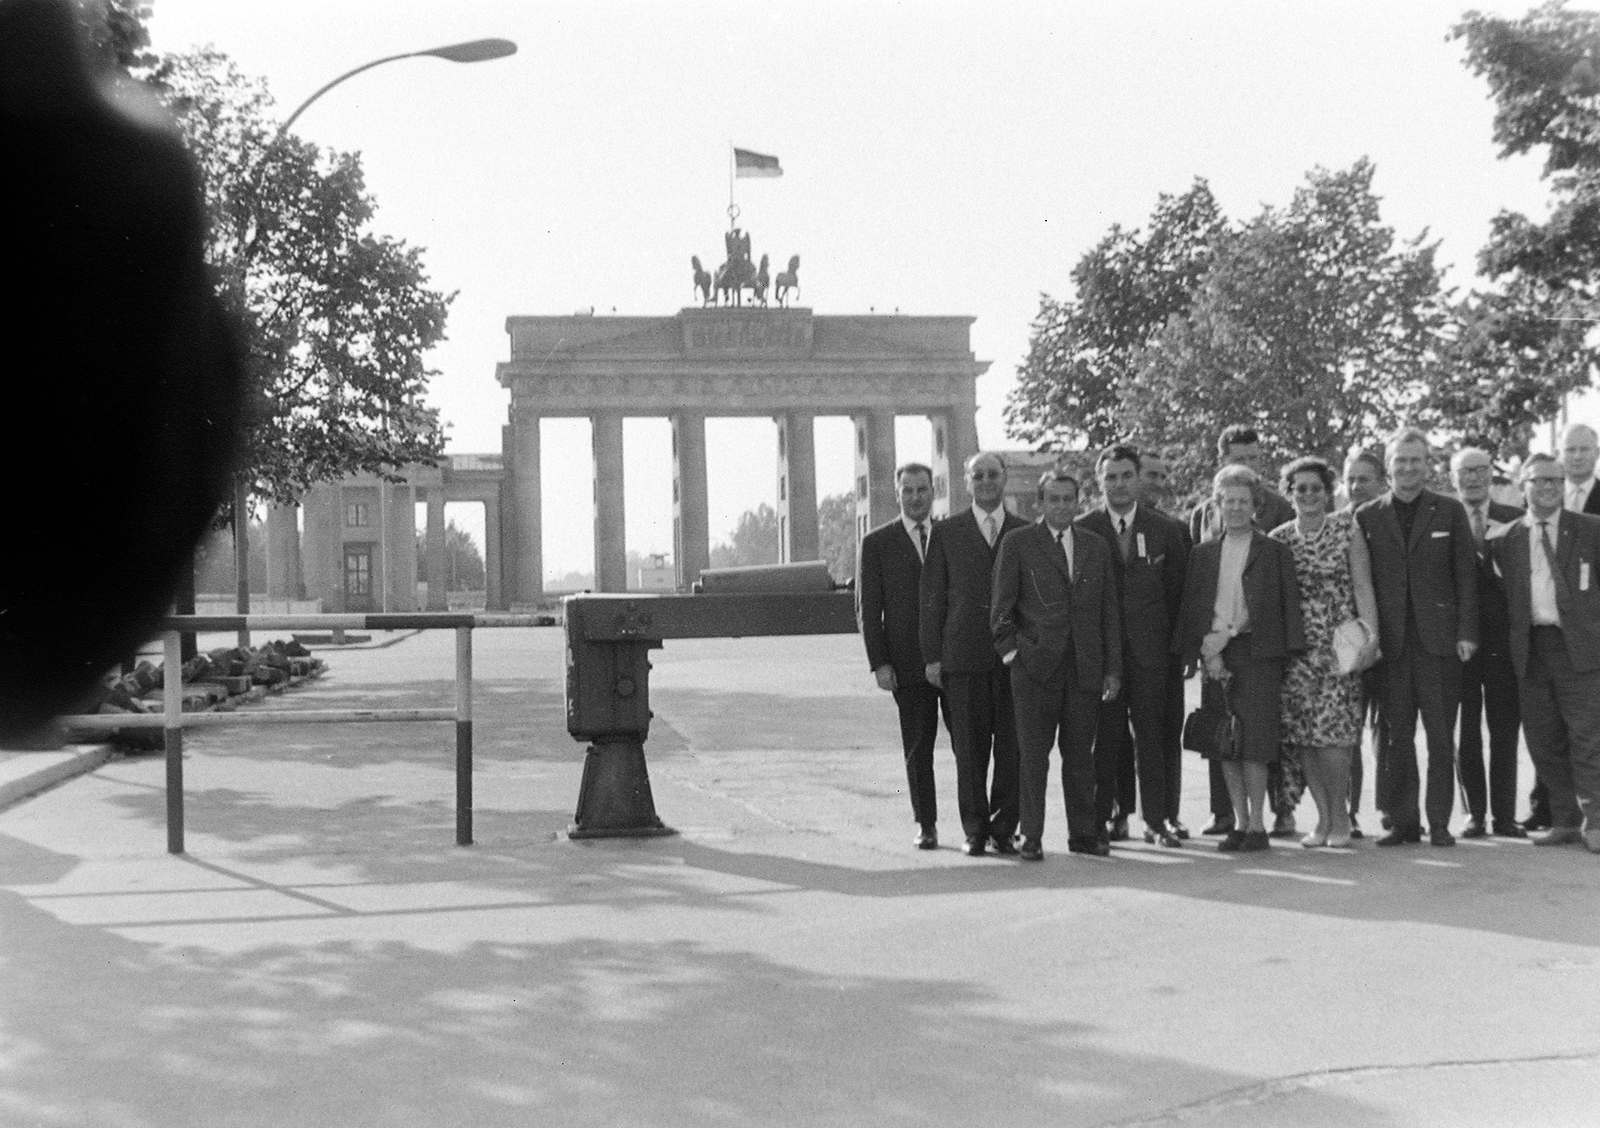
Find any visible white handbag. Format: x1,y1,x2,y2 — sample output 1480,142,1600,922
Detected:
1332,618,1374,675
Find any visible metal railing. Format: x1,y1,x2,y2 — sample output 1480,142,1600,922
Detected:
60,613,548,854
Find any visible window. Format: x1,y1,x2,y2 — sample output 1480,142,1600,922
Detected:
345,502,369,527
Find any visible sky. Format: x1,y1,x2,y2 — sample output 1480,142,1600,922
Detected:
146,0,1586,579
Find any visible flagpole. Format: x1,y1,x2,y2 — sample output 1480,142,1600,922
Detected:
728,142,734,218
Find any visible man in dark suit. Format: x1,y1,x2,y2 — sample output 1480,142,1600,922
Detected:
857,463,948,850
1077,445,1190,847
921,452,1029,856
991,469,1122,861
1356,428,1480,847
1188,425,1296,836
1487,453,1600,853
1450,447,1525,838
1143,445,1195,840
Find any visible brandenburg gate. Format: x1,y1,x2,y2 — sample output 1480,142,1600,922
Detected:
496,305,989,597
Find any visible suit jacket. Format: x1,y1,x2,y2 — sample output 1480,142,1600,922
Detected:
1173,531,1306,662
1355,488,1480,661
1579,480,1600,516
1188,488,1295,544
1465,500,1523,659
857,518,928,684
920,507,1029,674
990,521,1122,691
1487,510,1600,678
1075,504,1190,671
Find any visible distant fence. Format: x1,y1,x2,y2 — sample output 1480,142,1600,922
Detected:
61,613,549,855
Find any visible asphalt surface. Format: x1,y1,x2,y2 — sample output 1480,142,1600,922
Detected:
1,626,1596,1127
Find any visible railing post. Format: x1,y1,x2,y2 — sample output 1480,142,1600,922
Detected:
163,630,185,854
455,625,473,846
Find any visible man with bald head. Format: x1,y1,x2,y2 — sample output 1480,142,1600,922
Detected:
922,452,1029,855
1451,447,1525,837
1562,423,1600,515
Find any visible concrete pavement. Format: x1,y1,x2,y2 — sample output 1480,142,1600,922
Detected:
1,626,1597,1127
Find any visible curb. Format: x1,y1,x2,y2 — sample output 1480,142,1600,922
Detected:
0,745,114,810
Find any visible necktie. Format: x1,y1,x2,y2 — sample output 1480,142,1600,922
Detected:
1117,514,1133,561
1471,506,1485,546
985,512,997,547
917,522,927,560
1056,530,1072,582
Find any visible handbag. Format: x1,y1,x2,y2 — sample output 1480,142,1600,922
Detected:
1182,676,1243,760
1332,618,1373,675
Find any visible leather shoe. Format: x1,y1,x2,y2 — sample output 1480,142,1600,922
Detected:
1241,830,1271,852
1201,817,1235,836
1107,815,1130,842
1534,826,1583,846
1269,813,1297,839
1349,815,1364,840
1143,822,1182,848
1521,812,1553,832
1068,837,1110,857
1460,819,1488,839
1492,822,1527,839
1217,830,1247,853
914,827,938,850
962,836,987,857
990,834,1019,856
1429,828,1456,847
1019,838,1044,861
1171,820,1190,840
1375,827,1417,847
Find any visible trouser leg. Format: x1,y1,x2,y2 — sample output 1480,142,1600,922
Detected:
989,668,1021,841
891,683,941,826
1164,658,1186,825
1380,646,1423,830
1456,655,1488,821
1126,662,1170,828
1011,670,1060,843
1519,634,1581,829
1416,648,1462,833
1482,650,1521,827
944,672,994,841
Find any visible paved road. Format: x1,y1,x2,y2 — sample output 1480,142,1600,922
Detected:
1,627,1596,1126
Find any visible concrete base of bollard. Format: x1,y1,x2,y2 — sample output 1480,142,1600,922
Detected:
567,737,676,839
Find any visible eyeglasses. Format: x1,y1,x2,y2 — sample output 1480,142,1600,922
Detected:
1527,476,1566,486
969,470,1004,480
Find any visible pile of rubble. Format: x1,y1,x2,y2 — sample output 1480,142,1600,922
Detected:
91,639,325,745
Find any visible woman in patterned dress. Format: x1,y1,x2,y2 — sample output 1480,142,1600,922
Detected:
1271,457,1381,847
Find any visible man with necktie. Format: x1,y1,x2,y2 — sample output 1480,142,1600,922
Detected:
921,452,1029,855
1356,428,1479,847
1077,444,1191,846
991,469,1122,861
858,463,949,850
1487,453,1600,853
1450,447,1525,838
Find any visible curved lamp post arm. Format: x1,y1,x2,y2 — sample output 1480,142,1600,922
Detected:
278,38,517,137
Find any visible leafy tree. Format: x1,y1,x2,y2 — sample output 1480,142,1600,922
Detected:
818,493,857,582
1121,161,1448,488
1006,180,1227,450
1442,4,1600,447
415,520,486,591
148,48,452,510
709,504,781,568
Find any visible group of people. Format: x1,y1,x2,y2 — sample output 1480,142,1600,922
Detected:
857,422,1600,861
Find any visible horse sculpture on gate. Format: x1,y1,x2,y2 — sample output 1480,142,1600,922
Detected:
691,256,714,306
774,255,800,307
749,254,770,307
714,226,756,306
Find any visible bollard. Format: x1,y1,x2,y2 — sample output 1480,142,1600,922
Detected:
163,631,184,854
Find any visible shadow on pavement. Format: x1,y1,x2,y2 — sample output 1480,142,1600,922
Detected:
0,884,1389,1128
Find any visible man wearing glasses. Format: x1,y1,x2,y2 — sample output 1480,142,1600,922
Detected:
1487,454,1600,852
1450,448,1525,838
921,453,1029,856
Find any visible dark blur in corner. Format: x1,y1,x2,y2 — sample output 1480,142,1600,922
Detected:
0,0,243,743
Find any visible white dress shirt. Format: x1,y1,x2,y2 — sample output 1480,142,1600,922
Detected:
972,502,1004,547
1567,477,1596,514
1108,502,1139,536
1527,512,1562,626
901,514,930,562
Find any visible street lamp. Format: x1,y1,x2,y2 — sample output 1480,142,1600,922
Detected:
226,37,516,646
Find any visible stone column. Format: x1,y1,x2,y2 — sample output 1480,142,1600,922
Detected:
483,488,504,610
946,397,980,514
928,413,953,520
592,411,627,592
265,502,302,601
425,487,447,610
383,482,417,612
510,412,542,605
299,485,336,610
672,412,709,590
776,412,819,563
853,408,898,542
